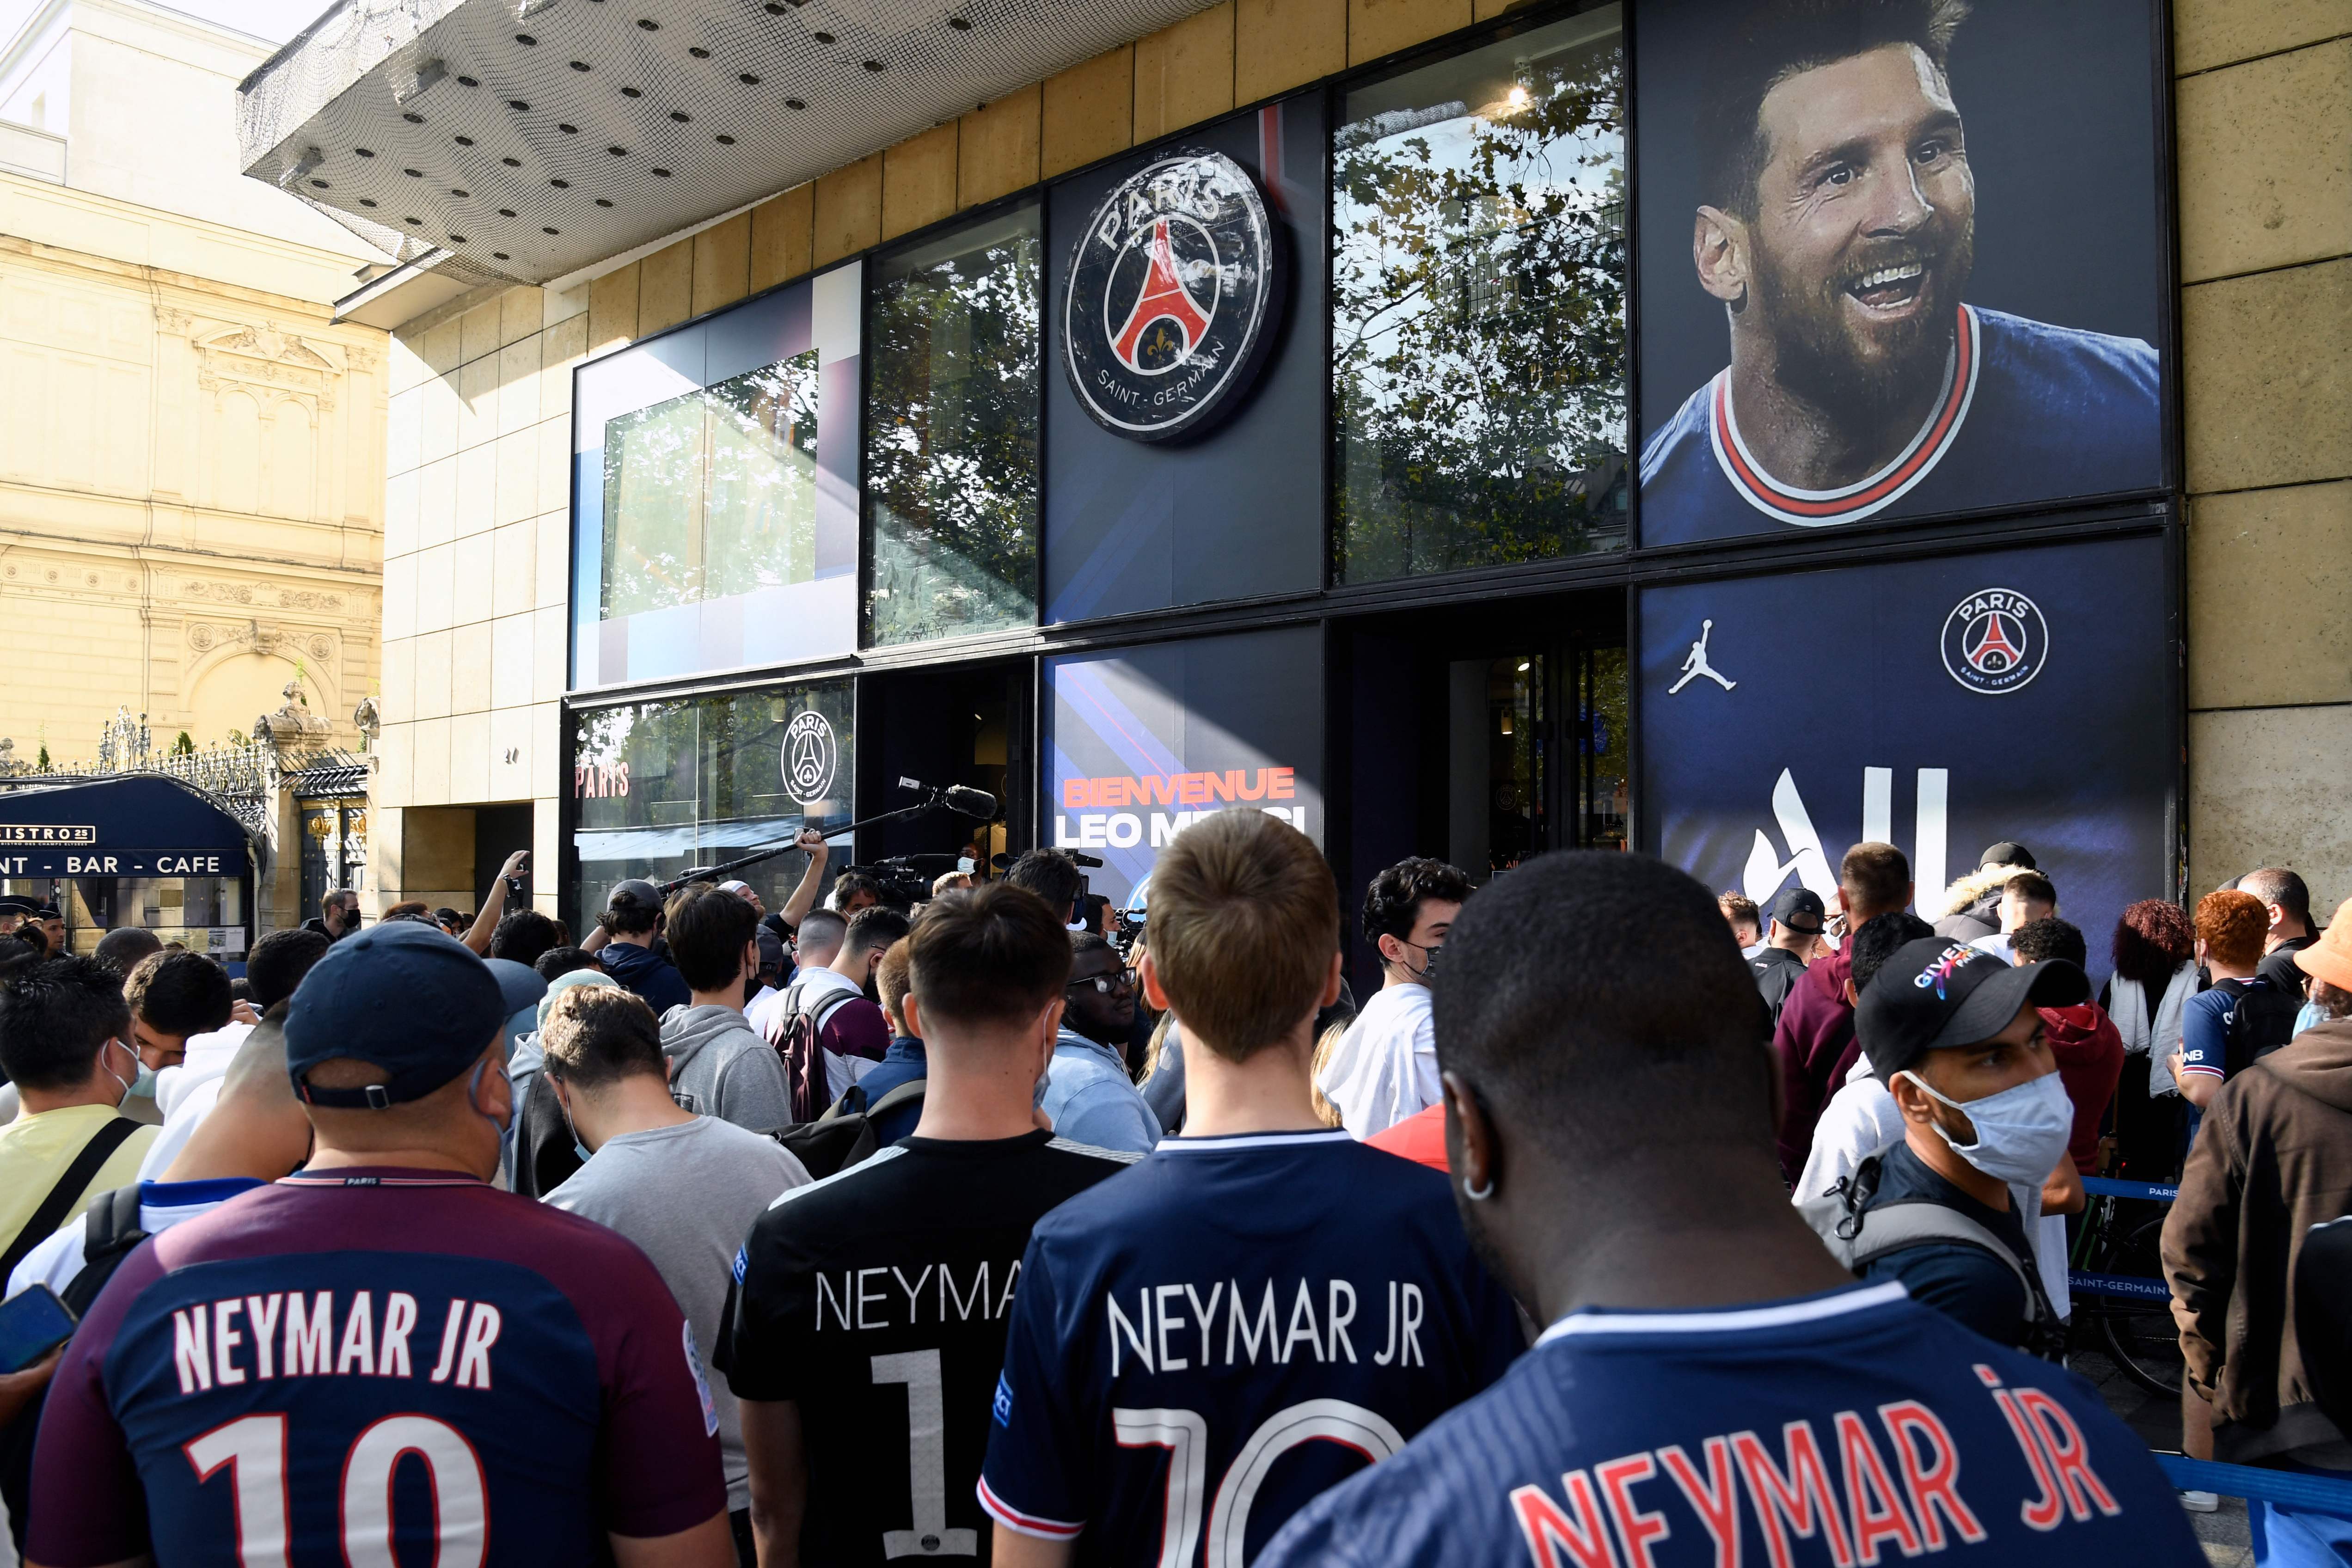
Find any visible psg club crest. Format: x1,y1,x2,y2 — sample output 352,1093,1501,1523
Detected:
782,710,837,803
1941,588,2050,696
1062,148,1283,442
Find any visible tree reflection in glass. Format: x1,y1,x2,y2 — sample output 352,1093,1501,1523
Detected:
1334,6,1629,583
865,203,1041,647
600,351,820,618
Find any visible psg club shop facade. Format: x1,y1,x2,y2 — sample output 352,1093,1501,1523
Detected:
560,0,2184,970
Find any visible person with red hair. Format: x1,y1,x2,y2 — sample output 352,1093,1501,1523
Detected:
2101,899,2197,1181
2177,891,2301,1122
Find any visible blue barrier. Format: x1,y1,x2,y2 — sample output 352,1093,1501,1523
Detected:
2071,1271,2174,1302
2156,1455,2352,1512
2084,1176,2179,1202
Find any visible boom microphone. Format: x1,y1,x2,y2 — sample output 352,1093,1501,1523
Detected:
1066,851,1105,868
897,776,998,819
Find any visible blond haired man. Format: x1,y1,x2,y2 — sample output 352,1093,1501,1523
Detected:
978,810,1522,1566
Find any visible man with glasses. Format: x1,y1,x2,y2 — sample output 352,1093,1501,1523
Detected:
1038,934,1159,1153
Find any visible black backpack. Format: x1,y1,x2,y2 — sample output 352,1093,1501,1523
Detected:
2217,976,2301,1078
766,1078,928,1180
0,1185,153,1550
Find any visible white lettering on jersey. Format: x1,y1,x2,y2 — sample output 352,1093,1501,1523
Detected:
808,1259,1029,1330
171,1292,489,1395
453,1302,501,1390
1106,1279,1421,1376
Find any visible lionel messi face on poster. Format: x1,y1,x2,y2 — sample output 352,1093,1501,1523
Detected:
1635,0,2166,545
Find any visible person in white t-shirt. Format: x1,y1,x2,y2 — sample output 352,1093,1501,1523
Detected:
1316,857,1471,1138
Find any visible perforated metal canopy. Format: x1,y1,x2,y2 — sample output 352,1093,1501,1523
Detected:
239,0,1217,286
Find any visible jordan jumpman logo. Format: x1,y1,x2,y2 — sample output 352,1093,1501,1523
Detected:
1669,619,1737,694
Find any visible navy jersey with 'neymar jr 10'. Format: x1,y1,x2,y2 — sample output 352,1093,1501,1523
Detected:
1258,1281,2204,1568
26,1170,727,1568
977,1128,1525,1564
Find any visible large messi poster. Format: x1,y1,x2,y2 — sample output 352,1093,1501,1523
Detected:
1045,627,1324,910
1634,0,2169,547
1639,533,2172,978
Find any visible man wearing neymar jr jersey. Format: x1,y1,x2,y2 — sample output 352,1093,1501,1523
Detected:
1258,852,2201,1568
1636,0,2160,545
980,810,1522,1564
718,884,1134,1565
26,919,733,1568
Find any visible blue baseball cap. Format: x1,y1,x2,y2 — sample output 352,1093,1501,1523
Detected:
285,921,507,1109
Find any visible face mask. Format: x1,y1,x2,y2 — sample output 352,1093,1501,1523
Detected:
1393,939,1441,981
554,1083,590,1163
127,1063,158,1099
98,1039,136,1108
1897,1070,2072,1188
957,857,975,874
467,1058,514,1145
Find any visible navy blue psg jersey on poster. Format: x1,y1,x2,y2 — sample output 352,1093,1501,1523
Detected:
1259,1281,2203,1568
27,1170,727,1567
977,1127,1523,1564
1639,306,2160,547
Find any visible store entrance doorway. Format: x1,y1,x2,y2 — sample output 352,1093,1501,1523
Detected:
1337,592,1626,974
858,660,1031,879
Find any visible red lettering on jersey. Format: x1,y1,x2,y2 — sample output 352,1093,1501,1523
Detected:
2017,1390,2120,1522
1879,1402,1986,1549
1597,1453,1673,1568
1511,1470,1622,1568
1988,1389,2066,1531
1660,1438,1741,1568
1733,1423,1856,1568
1835,1410,1922,1563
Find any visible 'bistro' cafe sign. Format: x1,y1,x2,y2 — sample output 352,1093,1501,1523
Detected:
0,825,232,878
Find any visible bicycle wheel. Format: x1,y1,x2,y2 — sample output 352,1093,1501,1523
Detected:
2096,1213,2185,1397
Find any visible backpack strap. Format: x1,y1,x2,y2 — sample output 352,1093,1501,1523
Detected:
864,1078,927,1120
64,1185,151,1315
0,1116,139,1287
1844,1201,2038,1298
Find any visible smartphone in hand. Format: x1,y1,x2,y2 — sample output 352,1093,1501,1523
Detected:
0,1284,77,1373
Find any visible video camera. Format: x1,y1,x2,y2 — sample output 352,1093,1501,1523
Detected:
838,854,964,911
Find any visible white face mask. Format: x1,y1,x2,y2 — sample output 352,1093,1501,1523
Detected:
1897,1069,2073,1189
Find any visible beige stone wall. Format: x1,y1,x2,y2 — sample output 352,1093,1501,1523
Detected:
370,284,587,917
0,174,386,770
2176,1,2352,911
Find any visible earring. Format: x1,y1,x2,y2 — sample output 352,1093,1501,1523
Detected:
1463,1176,1494,1202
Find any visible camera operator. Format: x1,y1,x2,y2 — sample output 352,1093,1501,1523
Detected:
1005,848,1085,929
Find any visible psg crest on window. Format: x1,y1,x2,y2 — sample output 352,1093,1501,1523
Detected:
1063,148,1284,442
1941,588,2050,696
782,710,838,804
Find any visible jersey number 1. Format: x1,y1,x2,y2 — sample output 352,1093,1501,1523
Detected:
184,1412,489,1567
874,1349,980,1558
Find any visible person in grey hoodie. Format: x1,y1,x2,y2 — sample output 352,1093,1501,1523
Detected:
656,885,795,1131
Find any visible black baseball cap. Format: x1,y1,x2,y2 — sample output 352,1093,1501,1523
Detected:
1770,887,1826,934
1856,937,2088,1081
0,897,37,917
1980,841,2036,870
605,877,663,911
284,921,507,1109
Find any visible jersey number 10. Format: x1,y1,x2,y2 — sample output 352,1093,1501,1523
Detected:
1114,1399,1406,1568
184,1412,486,1567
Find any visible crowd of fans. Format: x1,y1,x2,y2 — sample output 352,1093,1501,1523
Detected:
0,814,2337,1565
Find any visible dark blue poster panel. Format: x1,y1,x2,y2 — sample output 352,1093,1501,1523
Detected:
1042,97,1326,624
1633,0,2167,547
1045,626,1324,909
1639,534,2170,978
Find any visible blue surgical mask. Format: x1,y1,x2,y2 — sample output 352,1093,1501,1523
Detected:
1897,1070,2073,1189
127,1063,158,1099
